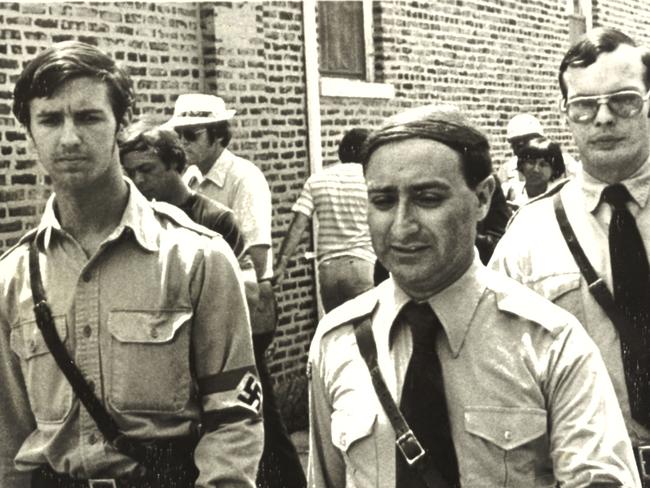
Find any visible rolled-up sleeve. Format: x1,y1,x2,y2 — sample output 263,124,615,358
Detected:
190,237,264,487
544,320,640,488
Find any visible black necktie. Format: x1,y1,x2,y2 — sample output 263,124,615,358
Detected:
602,184,650,428
396,301,459,488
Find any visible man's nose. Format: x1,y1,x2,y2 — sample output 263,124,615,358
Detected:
59,120,82,147
392,202,419,238
593,101,616,126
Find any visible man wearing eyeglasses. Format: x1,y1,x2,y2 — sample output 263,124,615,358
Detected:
491,27,650,485
164,94,307,488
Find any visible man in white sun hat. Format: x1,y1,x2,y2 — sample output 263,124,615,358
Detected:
165,93,307,488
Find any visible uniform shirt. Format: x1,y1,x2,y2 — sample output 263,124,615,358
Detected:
187,148,273,279
0,181,263,488
490,157,650,447
308,255,638,488
292,162,376,266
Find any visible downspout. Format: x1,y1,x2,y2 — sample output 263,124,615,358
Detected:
302,0,324,317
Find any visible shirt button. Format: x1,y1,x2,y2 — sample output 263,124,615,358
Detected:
87,380,96,392
82,270,92,282
82,325,92,338
504,430,512,441
28,339,37,353
88,433,98,445
150,328,158,339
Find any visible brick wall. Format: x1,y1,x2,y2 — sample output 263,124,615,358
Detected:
2,1,650,393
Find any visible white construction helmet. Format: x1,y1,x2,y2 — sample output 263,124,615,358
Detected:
506,114,544,140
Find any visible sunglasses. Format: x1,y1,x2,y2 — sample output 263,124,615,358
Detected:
175,128,206,142
560,89,650,124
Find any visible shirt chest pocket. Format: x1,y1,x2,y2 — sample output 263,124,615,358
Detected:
462,407,552,487
10,316,73,424
331,410,378,484
108,309,192,413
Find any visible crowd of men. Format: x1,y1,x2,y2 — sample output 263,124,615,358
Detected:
0,24,649,488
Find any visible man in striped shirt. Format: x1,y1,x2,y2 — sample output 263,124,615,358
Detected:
275,128,376,312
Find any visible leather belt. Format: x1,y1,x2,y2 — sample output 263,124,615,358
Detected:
32,464,195,488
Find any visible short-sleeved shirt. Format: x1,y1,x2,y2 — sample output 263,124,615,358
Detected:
308,255,638,488
0,181,263,487
188,149,273,279
490,157,650,447
292,162,375,265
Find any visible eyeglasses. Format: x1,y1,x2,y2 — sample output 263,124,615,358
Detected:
175,128,206,142
560,89,650,123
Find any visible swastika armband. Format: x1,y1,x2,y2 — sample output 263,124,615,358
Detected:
198,366,263,432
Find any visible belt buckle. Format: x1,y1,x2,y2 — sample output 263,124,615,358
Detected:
396,429,426,466
88,480,117,488
639,445,650,480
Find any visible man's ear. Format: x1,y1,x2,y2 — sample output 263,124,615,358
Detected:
475,174,496,221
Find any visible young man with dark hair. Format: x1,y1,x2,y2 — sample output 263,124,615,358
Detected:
308,104,638,487
491,27,650,485
1,41,262,488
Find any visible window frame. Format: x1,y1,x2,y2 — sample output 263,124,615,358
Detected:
317,0,394,99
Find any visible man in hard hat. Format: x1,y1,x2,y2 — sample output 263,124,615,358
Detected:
499,113,579,192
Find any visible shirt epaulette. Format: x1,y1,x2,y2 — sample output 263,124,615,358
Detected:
0,228,37,262
150,200,217,239
490,273,569,337
317,287,379,339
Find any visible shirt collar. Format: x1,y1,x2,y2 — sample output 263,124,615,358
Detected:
203,148,234,188
388,252,487,357
581,154,650,213
34,179,159,253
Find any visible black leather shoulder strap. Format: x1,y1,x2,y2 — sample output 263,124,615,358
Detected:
552,191,640,354
353,313,451,488
28,238,150,465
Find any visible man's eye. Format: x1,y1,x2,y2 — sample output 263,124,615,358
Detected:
415,192,443,207
77,113,103,124
369,194,396,210
37,116,61,127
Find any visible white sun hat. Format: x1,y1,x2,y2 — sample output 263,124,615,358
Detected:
164,94,236,129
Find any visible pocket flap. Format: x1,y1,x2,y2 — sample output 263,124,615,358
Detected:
108,309,192,344
331,410,377,452
464,406,546,451
11,315,68,359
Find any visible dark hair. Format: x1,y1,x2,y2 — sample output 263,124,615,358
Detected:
13,40,134,129
118,117,187,173
338,128,370,163
559,27,650,100
205,121,232,147
362,105,492,189
516,137,565,180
